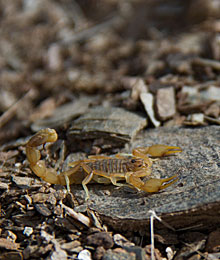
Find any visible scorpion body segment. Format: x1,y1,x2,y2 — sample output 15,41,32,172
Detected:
26,128,182,200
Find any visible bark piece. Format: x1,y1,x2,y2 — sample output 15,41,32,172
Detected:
156,87,176,121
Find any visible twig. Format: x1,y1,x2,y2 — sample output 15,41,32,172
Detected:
149,211,155,260
148,210,175,231
61,203,91,227
148,210,176,260
0,89,35,128
193,57,220,70
60,14,120,45
64,0,87,30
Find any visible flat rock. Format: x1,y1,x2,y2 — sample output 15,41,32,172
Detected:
67,106,147,149
70,126,220,231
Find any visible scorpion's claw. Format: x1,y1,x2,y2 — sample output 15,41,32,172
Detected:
141,175,178,193
146,144,182,157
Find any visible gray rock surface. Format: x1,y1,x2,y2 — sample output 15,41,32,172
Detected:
71,126,220,231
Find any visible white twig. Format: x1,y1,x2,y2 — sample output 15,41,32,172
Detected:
149,210,175,231
148,210,176,260
149,210,155,260
61,203,91,227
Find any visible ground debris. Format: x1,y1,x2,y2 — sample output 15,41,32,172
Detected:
102,248,136,260
205,229,220,253
86,232,114,249
0,182,9,190
31,97,94,132
0,238,19,250
113,234,135,247
78,249,92,260
12,176,34,189
34,203,52,217
184,113,206,126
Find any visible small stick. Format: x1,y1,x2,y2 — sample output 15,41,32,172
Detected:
149,211,155,260
0,89,35,128
61,203,91,227
148,210,176,260
60,15,120,45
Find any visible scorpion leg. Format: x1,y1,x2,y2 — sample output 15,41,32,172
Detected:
79,163,95,201
133,144,182,158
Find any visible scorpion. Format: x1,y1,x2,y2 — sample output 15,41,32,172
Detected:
26,128,182,200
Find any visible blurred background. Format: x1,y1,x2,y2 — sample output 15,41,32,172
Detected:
0,0,220,143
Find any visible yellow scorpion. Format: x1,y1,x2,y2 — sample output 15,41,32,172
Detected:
26,128,182,200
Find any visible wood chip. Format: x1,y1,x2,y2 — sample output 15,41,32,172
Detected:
34,203,52,216
0,182,9,190
205,103,220,118
0,238,19,250
12,176,33,189
0,150,18,161
113,234,135,247
31,193,56,204
156,87,176,120
61,240,81,252
140,93,160,127
184,113,206,126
